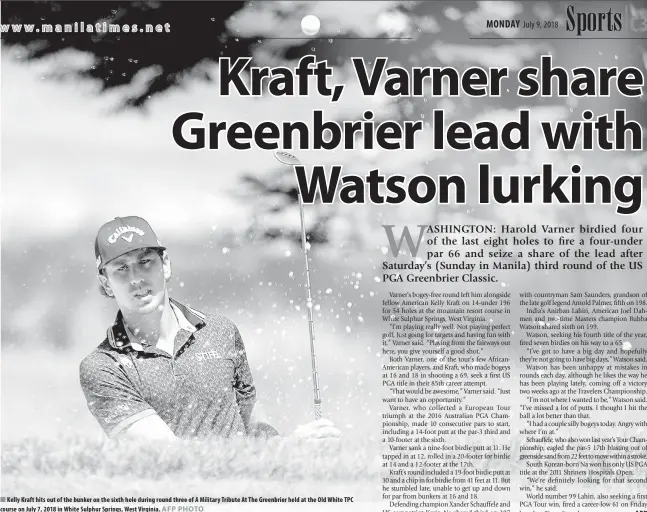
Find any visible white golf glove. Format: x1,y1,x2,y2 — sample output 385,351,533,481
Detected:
290,418,342,439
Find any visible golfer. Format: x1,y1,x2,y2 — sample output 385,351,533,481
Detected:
80,216,341,441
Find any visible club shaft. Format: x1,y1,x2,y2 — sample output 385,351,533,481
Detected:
273,151,322,419
297,190,322,419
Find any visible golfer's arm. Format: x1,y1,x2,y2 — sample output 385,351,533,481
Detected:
120,413,177,440
248,402,281,437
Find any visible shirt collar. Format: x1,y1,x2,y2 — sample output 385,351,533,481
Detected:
107,298,206,350
170,300,197,334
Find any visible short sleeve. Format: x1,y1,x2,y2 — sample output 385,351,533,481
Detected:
232,325,257,428
79,353,156,437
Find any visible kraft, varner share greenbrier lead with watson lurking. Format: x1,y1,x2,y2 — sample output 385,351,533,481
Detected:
172,54,644,214
79,216,342,441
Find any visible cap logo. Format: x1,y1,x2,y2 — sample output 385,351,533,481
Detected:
108,226,145,244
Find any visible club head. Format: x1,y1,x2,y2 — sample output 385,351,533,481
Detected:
274,150,301,166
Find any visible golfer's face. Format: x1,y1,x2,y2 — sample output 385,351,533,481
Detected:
103,248,167,315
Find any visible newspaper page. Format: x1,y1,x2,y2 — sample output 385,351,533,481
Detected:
1,1,646,512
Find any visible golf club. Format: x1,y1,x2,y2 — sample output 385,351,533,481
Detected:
273,150,322,420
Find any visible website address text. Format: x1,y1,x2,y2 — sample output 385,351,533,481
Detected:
1,22,171,34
